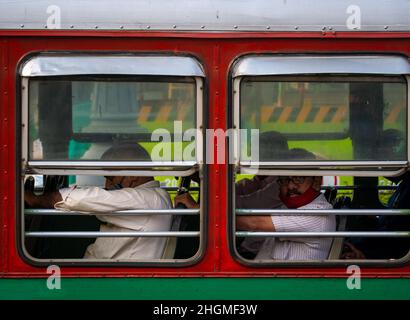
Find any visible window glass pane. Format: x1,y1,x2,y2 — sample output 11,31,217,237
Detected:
240,77,407,162
28,78,197,161
235,174,410,261
24,174,201,261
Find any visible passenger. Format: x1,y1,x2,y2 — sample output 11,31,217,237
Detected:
235,131,289,209
342,130,409,259
175,131,289,210
24,143,172,260
343,172,410,259
236,149,336,260
234,131,289,257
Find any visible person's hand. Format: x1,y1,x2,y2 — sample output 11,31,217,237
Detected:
174,193,199,209
341,242,366,259
24,190,62,208
24,190,36,207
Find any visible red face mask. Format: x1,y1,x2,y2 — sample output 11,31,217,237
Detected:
279,186,320,209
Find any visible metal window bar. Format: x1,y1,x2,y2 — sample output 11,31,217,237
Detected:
25,231,200,238
320,186,399,190
25,208,199,216
236,209,410,216
235,209,410,238
236,232,410,238
24,209,200,238
162,187,200,192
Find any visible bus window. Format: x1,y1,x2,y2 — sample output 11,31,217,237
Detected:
239,77,406,163
20,54,205,265
231,55,410,265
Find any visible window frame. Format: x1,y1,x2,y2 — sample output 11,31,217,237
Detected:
229,54,410,267
18,53,207,267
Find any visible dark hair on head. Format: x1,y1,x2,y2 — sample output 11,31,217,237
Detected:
259,131,289,161
288,148,316,160
101,143,151,161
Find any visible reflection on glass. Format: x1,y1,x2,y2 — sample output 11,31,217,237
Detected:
28,79,196,161
240,77,407,162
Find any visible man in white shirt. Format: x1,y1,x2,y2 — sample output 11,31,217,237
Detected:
236,174,335,260
24,144,172,260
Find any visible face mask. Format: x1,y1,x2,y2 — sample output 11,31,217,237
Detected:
279,186,320,209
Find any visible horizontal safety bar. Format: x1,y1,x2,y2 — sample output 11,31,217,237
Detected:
162,187,200,192
239,167,407,178
236,231,410,238
26,161,197,169
25,231,200,238
25,209,199,216
320,186,398,190
236,209,410,216
239,161,408,167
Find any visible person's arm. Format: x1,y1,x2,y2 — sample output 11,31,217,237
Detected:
236,177,281,209
236,216,275,231
174,193,199,209
54,186,156,212
25,190,63,208
236,176,271,196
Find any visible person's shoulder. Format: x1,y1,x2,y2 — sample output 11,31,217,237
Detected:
300,193,332,209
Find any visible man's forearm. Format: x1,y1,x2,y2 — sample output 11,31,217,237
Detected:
25,191,63,208
236,216,275,231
